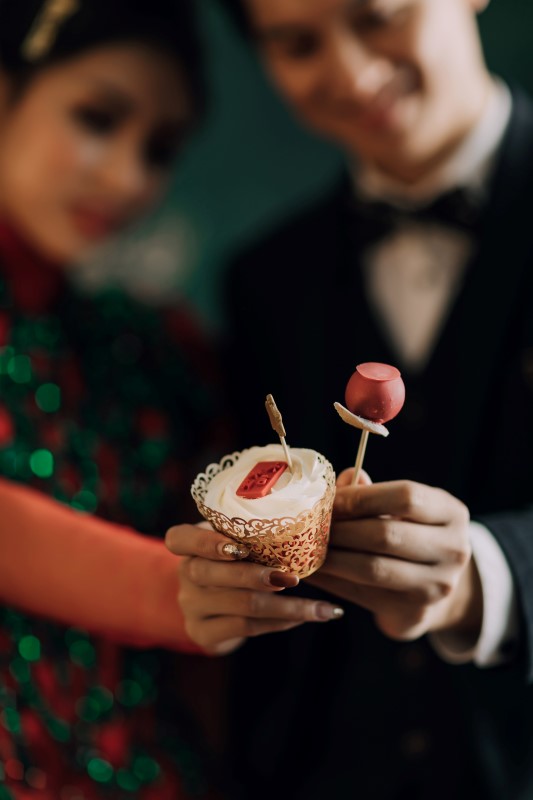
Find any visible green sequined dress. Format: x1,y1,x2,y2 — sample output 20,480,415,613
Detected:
0,224,224,799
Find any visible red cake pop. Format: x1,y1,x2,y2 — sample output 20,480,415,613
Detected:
345,363,405,424
335,363,405,486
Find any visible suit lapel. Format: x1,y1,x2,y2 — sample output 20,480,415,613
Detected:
429,91,533,493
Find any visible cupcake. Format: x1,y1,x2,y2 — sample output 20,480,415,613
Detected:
191,444,335,578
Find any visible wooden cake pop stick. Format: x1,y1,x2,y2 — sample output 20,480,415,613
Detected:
265,394,293,471
352,430,369,487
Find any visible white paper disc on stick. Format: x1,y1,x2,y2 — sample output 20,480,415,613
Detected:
333,402,389,437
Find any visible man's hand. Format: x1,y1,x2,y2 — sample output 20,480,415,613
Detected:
307,469,483,642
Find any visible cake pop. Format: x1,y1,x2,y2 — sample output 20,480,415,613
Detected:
334,363,405,486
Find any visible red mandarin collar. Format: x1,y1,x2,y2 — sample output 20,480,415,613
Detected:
0,221,66,313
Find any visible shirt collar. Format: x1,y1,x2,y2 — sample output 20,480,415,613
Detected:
354,79,512,209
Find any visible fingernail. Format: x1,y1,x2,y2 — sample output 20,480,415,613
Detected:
218,542,249,559
315,603,345,622
267,571,300,589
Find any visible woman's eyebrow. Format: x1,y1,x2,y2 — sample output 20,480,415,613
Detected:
76,78,192,127
78,78,137,113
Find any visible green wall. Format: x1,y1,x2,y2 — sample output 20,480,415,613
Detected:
162,0,533,324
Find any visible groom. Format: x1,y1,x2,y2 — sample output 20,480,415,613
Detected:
174,2,533,798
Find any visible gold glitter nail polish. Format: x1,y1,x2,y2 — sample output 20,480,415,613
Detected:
221,542,249,559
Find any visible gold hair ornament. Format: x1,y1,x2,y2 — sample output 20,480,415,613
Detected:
22,0,81,63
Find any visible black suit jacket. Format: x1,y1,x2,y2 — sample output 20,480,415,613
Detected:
222,90,533,799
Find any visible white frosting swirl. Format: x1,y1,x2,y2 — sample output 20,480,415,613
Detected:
203,445,329,519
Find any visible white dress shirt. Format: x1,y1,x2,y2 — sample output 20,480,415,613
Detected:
353,80,519,666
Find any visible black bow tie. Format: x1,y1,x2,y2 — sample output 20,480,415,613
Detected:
351,186,484,248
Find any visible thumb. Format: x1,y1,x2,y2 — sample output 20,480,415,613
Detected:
336,467,372,489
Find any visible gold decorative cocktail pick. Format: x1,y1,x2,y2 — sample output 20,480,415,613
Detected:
22,0,81,63
265,394,293,472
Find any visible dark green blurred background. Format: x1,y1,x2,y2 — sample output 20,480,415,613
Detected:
114,0,533,325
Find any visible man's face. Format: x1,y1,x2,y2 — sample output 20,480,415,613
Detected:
243,0,489,176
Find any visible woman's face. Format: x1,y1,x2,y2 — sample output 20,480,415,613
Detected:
0,44,192,263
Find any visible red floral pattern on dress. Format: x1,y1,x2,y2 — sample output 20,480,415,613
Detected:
0,224,226,799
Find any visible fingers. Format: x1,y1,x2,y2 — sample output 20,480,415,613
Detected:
165,524,250,561
336,468,372,489
180,574,344,654
190,588,343,622
181,559,344,621
319,549,451,602
184,603,342,655
306,570,376,609
183,557,299,591
334,480,469,526
307,572,445,640
178,554,345,655
307,571,414,615
330,519,441,564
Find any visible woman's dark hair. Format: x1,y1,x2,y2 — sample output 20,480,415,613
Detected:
0,0,207,120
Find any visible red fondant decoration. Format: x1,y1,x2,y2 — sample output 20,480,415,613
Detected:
345,362,405,424
236,461,288,499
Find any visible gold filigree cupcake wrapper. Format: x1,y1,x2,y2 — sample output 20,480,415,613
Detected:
191,450,336,578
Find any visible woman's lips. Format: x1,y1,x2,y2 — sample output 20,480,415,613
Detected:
69,206,125,239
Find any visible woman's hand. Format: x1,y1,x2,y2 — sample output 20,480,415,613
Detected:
307,469,482,642
165,525,344,655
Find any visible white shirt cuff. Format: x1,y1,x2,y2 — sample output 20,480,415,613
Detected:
430,521,519,667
